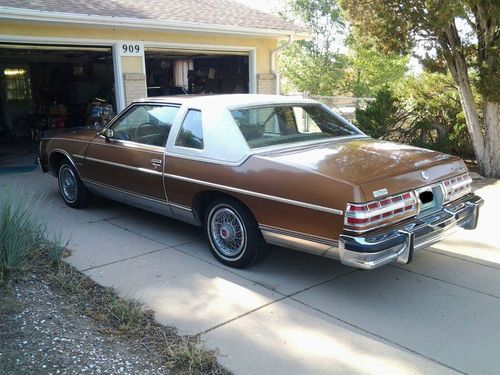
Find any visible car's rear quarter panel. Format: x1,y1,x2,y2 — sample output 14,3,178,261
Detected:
164,156,360,240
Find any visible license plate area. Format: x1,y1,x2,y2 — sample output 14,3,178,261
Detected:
416,185,444,217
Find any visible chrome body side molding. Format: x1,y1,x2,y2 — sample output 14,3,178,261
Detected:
81,179,200,226
48,149,81,174
163,173,344,216
259,225,340,259
85,156,163,176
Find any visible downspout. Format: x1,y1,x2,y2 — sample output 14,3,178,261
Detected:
270,34,293,95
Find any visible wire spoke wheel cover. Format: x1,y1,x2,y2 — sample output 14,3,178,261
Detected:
59,166,77,203
208,205,247,260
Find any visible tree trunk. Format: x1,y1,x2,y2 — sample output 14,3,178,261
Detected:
483,100,500,177
437,22,500,177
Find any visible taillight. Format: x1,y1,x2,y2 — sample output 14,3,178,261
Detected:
442,173,472,201
345,191,418,230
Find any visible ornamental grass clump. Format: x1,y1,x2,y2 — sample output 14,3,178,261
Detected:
0,190,45,284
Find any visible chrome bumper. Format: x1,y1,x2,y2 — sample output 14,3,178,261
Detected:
339,193,483,269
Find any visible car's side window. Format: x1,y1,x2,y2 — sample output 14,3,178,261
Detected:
110,105,179,147
175,109,204,149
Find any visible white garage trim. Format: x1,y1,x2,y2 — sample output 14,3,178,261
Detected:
144,42,256,95
0,34,258,110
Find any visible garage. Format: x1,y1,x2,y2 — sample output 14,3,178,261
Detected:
0,44,115,141
145,48,250,96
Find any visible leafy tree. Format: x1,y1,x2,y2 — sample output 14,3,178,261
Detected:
356,73,473,156
398,73,472,155
341,0,500,176
278,0,349,95
343,40,409,97
279,42,349,95
278,1,408,97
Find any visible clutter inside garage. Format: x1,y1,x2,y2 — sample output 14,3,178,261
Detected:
0,44,115,141
145,49,249,97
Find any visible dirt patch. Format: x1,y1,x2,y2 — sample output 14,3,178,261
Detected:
0,256,229,375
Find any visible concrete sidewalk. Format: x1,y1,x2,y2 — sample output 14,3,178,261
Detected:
1,169,499,375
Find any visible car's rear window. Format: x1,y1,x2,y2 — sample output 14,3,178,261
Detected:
230,104,361,149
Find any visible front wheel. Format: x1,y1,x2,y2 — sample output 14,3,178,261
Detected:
58,163,91,208
204,198,267,268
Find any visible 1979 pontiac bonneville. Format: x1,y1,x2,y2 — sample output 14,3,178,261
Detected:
38,95,483,269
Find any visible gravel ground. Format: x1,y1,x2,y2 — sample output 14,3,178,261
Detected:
0,274,169,375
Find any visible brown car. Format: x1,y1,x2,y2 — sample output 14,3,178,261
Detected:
38,94,483,269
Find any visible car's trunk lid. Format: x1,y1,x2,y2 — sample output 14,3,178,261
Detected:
256,138,467,200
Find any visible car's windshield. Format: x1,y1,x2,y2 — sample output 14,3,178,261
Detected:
230,104,362,149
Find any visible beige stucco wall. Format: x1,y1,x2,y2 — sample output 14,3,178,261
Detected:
0,21,278,105
0,22,278,74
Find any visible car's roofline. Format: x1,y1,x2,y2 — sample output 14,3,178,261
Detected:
132,94,319,108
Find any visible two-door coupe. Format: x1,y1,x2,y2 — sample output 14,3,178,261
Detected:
38,94,483,269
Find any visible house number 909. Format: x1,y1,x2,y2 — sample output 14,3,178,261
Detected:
118,43,144,56
122,44,140,54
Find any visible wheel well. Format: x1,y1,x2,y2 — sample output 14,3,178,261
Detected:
192,190,254,223
49,152,71,177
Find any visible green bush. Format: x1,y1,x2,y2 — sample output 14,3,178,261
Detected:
0,191,68,284
0,191,45,283
355,74,474,157
354,87,407,139
43,230,70,265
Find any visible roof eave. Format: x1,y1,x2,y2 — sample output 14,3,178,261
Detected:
0,7,311,39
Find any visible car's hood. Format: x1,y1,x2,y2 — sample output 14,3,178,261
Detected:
254,138,468,199
44,127,99,142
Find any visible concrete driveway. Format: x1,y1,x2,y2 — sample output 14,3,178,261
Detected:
1,168,499,375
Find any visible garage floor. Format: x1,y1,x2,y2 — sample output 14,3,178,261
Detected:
1,166,499,375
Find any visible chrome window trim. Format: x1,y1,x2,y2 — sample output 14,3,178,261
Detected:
248,135,370,156
163,172,344,215
227,101,318,111
103,138,165,153
85,156,163,176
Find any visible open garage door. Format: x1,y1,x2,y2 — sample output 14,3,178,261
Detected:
145,48,249,96
0,44,115,141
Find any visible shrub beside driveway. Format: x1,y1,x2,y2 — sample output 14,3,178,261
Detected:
0,191,229,375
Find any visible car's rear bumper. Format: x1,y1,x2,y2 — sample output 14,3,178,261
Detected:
339,193,483,269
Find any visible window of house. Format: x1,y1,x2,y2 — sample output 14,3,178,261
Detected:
175,110,204,149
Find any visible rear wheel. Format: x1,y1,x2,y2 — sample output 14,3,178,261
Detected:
204,197,267,268
58,163,91,208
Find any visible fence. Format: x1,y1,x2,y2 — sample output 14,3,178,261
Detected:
287,93,374,122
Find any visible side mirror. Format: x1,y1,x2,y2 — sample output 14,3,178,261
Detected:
100,128,114,142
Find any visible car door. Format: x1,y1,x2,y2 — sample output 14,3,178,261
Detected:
82,103,180,211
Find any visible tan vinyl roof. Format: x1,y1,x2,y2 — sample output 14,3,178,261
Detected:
0,0,306,34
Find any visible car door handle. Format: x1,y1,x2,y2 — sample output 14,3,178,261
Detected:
151,159,163,168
